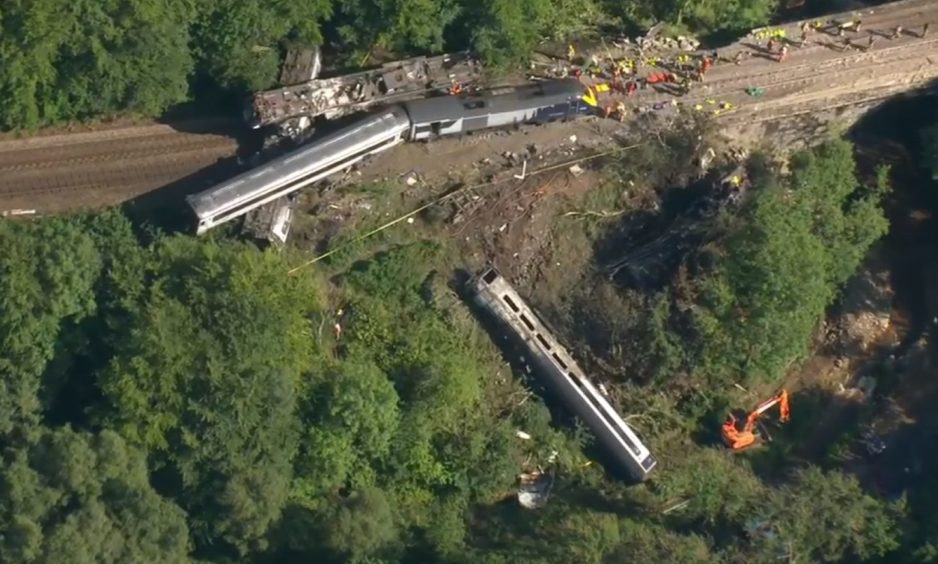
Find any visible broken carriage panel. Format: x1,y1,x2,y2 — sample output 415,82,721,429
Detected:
243,195,296,247
247,51,484,129
467,266,657,482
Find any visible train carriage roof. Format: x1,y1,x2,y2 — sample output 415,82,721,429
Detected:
187,107,410,218
401,79,586,125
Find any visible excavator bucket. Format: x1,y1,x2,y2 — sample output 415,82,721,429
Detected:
778,390,790,422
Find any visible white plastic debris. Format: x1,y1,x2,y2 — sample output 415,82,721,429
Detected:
516,430,532,440
568,135,578,143
568,164,584,177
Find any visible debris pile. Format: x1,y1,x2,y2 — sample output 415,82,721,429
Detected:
605,166,749,288
248,52,483,130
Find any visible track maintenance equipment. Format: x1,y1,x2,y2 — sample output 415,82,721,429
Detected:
722,389,790,451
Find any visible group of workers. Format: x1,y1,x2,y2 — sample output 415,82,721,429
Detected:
582,47,727,121
587,14,932,121
811,18,930,52
444,15,933,122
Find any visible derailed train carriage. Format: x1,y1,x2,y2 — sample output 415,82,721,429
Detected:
186,79,592,234
467,267,657,482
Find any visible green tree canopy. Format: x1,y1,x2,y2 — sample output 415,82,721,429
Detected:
0,427,190,563
192,0,332,92
761,467,901,562
321,486,399,560
333,0,460,57
605,0,778,36
0,219,101,437
97,237,323,554
692,139,889,383
0,0,193,129
293,357,401,499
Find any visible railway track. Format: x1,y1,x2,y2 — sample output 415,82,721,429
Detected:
0,0,937,215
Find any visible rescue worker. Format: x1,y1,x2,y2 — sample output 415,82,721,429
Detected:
800,21,811,36
625,80,638,96
615,101,627,122
567,44,576,62
893,25,903,39
923,23,930,38
678,76,692,96
734,51,745,65
777,44,789,62
840,19,861,33
700,56,713,75
449,82,463,95
676,53,690,71
799,29,808,47
767,37,778,53
865,34,875,51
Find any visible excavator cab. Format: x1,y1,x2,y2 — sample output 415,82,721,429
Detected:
721,390,790,451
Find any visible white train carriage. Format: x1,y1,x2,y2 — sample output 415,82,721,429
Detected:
468,267,657,482
187,106,411,234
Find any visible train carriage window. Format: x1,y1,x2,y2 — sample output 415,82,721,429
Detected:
536,334,552,351
552,352,568,370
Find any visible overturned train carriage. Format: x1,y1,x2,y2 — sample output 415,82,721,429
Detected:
187,79,590,234
468,267,657,482
187,107,411,234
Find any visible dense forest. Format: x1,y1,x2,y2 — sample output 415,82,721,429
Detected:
0,0,781,129
3,131,938,562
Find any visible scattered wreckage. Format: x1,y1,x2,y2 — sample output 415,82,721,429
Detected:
246,51,483,133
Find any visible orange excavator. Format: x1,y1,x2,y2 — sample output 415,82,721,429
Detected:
721,389,790,451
